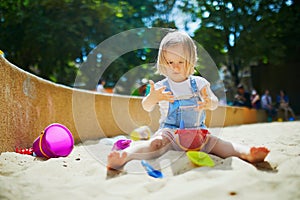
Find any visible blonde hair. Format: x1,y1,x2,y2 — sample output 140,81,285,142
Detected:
157,31,198,77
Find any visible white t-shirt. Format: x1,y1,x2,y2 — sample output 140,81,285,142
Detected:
155,76,209,97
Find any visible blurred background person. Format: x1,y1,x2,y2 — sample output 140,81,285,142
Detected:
251,89,261,109
233,84,252,108
261,89,277,121
96,78,106,93
276,90,296,121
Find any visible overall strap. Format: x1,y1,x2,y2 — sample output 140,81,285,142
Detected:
189,76,198,94
189,76,201,101
162,78,171,91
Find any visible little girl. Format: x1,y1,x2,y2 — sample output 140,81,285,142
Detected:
107,30,269,170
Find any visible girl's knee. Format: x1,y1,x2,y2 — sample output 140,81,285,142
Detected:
150,137,170,151
150,139,163,151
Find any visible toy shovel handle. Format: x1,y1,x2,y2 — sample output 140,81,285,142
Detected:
141,160,163,178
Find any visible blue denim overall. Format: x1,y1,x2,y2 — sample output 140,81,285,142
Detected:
160,77,206,130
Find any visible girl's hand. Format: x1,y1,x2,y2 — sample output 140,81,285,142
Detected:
142,80,174,112
148,80,174,103
197,86,218,110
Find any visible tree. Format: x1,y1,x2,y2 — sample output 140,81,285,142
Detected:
187,0,298,85
2,0,298,93
0,0,177,87
1,0,121,85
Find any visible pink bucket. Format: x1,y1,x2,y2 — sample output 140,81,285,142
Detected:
33,123,74,158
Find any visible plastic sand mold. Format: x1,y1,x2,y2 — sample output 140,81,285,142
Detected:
111,139,132,151
186,151,215,167
130,126,151,141
141,160,164,178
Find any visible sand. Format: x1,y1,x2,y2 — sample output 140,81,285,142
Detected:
1,121,300,200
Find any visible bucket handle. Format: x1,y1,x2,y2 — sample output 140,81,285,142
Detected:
39,131,50,159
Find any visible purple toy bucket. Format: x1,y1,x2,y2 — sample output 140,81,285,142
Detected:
33,123,74,158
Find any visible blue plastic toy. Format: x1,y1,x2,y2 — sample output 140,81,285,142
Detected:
141,160,164,178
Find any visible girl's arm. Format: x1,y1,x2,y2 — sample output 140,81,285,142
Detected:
142,80,174,112
197,85,219,110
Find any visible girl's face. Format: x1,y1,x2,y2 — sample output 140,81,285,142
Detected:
164,44,187,82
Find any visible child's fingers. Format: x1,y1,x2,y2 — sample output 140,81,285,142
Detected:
163,94,174,102
201,87,208,97
149,80,155,92
197,100,209,109
162,89,173,101
197,101,205,109
158,86,167,92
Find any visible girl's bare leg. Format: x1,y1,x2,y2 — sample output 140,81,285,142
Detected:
240,147,270,163
107,135,172,170
203,135,270,163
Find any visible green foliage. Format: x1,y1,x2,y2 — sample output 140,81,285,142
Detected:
191,0,299,83
0,0,173,87
1,0,299,89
